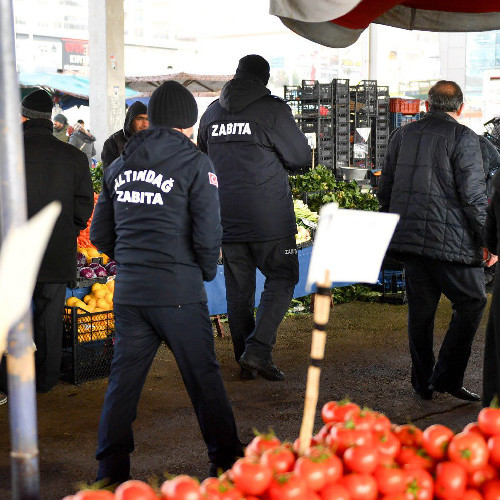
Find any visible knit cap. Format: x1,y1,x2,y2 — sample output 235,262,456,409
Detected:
147,81,197,129
21,89,53,120
53,113,68,125
235,54,270,85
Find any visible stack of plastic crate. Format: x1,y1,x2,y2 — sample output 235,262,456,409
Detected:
332,79,350,176
390,98,421,131
284,85,301,119
296,80,319,150
316,82,334,170
370,86,391,188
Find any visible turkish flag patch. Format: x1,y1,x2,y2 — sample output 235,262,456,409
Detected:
208,172,218,187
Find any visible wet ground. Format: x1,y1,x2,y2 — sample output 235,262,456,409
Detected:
0,296,490,499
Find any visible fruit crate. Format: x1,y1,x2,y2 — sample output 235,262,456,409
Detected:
390,98,421,114
390,112,421,131
61,306,115,384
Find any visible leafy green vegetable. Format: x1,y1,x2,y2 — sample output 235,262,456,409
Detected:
90,161,104,194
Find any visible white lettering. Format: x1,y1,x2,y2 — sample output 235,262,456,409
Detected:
131,191,141,203
116,190,124,201
152,174,163,188
152,193,163,205
243,123,251,134
226,123,233,134
136,170,146,182
219,123,226,135
144,192,154,204
123,191,131,202
211,124,219,137
161,178,175,193
145,170,156,183
124,170,132,183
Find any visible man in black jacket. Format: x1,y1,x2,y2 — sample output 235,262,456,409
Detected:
100,101,148,169
378,80,493,402
21,89,94,393
90,81,242,484
198,55,311,381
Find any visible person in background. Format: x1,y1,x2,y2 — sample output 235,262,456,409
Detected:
198,54,311,382
53,113,69,142
69,120,97,167
479,134,500,200
378,80,493,402
101,101,148,169
20,89,94,393
90,81,242,485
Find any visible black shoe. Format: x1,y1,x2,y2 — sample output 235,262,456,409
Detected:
414,389,433,400
446,387,480,402
239,352,285,381
240,367,257,380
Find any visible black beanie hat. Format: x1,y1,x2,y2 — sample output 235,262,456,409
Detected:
21,89,53,120
148,81,198,129
235,54,270,85
53,113,68,125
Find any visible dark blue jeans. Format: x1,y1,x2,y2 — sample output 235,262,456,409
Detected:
96,302,242,483
222,236,299,362
404,256,486,394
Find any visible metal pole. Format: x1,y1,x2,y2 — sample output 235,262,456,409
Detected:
0,1,40,498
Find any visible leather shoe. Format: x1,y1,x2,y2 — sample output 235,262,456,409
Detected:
240,367,257,380
239,352,285,381
446,387,480,402
414,389,433,400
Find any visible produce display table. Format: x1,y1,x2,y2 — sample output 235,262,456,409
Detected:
66,244,351,316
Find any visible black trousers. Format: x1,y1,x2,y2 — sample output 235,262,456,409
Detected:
404,256,486,394
222,236,299,362
484,269,500,407
33,282,67,392
96,302,242,483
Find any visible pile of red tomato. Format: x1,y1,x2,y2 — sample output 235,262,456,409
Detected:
66,399,500,499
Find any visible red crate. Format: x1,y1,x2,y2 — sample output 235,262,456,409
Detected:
390,98,421,114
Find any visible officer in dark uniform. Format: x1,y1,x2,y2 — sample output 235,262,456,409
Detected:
198,55,311,382
90,81,243,484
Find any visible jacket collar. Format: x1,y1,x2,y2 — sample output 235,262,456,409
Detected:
426,109,458,123
23,118,55,134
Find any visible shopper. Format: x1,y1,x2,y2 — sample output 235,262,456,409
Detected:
101,101,148,169
52,113,69,142
198,54,311,381
378,80,492,402
21,89,94,392
69,120,97,167
90,81,242,484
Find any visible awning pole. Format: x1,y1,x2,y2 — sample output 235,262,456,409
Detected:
0,1,40,498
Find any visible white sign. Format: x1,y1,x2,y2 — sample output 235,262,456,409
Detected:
305,132,317,149
306,203,399,289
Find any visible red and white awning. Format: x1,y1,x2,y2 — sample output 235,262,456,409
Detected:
270,0,500,47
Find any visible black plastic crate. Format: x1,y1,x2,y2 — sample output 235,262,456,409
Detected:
301,80,317,99
317,83,332,100
61,306,115,384
284,85,301,101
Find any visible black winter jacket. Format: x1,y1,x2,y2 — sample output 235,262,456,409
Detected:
378,110,487,266
197,77,311,242
484,173,500,257
23,119,94,282
101,101,148,170
90,127,222,306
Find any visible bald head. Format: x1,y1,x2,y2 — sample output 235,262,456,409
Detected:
428,80,463,113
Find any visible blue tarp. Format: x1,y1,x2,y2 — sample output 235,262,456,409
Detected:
19,72,139,109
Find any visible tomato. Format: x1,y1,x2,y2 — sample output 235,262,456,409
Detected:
114,480,157,500
305,447,343,485
245,432,281,457
434,461,467,499
319,482,350,500
343,408,377,431
160,475,201,500
483,479,500,500
328,423,374,456
488,435,500,468
266,472,308,500
422,424,454,460
375,431,401,464
462,489,484,500
260,444,296,473
448,432,489,472
373,464,406,495
199,477,220,497
294,456,328,491
73,492,114,500
293,436,320,453
372,412,392,434
231,457,272,495
403,467,434,500
339,472,378,500
321,400,360,424
396,446,434,471
315,423,336,444
200,479,242,500
478,407,500,436
343,445,379,474
393,425,424,448
464,422,485,436
469,463,498,488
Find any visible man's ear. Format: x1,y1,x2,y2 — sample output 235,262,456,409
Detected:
456,102,465,117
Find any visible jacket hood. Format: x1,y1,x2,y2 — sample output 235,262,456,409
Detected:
120,126,194,170
124,101,148,137
219,78,270,114
24,118,53,132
